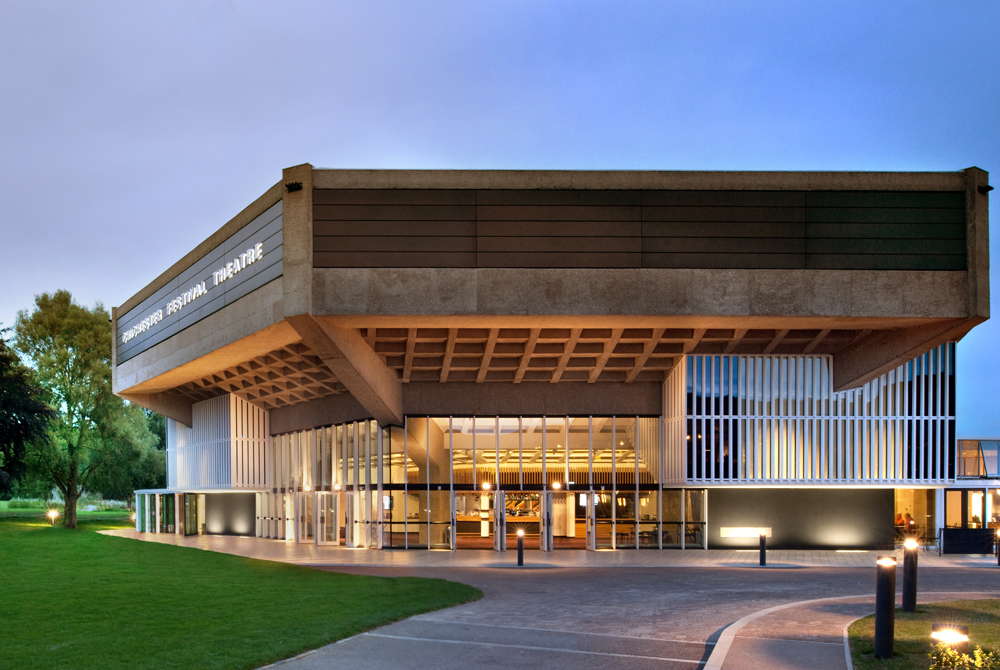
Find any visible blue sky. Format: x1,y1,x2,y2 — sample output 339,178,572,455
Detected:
1,1,998,432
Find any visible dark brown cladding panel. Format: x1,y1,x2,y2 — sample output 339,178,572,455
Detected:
313,189,967,270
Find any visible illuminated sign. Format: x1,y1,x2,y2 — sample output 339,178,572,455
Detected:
116,200,283,365
214,243,263,287
121,309,164,344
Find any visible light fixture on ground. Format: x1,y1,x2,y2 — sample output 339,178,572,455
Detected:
759,530,767,567
47,510,58,526
931,624,970,655
874,556,897,660
903,538,919,612
517,529,524,566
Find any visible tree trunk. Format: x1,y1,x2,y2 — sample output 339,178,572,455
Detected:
64,489,78,529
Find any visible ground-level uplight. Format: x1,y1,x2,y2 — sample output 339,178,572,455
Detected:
931,624,970,655
759,531,767,567
903,538,919,613
874,556,897,659
47,510,58,526
517,529,524,566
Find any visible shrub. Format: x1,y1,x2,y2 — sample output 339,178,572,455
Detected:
930,643,1000,669
8,499,45,509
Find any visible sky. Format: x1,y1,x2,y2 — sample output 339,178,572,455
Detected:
1,1,998,433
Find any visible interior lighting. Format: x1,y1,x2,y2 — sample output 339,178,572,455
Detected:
334,484,342,491
904,538,919,550
552,482,562,490
482,481,491,491
304,485,311,492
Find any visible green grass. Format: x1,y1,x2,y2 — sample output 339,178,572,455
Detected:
849,599,1000,669
0,518,482,670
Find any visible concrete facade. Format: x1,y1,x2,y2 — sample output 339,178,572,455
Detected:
119,165,990,552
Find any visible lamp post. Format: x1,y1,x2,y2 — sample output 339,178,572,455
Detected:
874,556,897,660
517,529,524,567
759,530,767,567
903,538,919,613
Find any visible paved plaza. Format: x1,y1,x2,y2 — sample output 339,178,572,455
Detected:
102,531,1000,668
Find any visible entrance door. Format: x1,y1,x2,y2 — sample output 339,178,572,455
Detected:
540,491,553,551
316,492,339,545
493,491,506,552
344,492,356,547
296,493,314,543
585,491,596,550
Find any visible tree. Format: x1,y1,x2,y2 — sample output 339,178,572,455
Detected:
0,326,55,493
14,290,160,528
86,403,164,502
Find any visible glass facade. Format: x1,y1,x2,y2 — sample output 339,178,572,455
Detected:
261,415,713,550
958,440,1000,478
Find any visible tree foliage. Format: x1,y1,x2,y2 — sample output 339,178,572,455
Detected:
14,290,162,527
0,327,55,492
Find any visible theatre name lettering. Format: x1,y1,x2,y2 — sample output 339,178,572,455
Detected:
121,242,264,345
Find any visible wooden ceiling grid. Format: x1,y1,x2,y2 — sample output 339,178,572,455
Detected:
366,327,871,385
170,327,873,410
175,343,346,410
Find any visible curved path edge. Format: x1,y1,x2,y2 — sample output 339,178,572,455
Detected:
704,590,999,670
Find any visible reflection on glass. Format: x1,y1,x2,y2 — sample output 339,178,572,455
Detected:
945,490,963,528
968,490,985,528
522,418,544,486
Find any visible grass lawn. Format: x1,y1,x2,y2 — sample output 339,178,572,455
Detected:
849,599,1000,669
0,518,482,670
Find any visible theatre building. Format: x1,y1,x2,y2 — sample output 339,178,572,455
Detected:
118,164,991,552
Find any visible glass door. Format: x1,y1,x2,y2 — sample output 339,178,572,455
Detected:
296,492,314,543
316,492,338,545
493,491,506,551
585,491,596,550
539,491,553,551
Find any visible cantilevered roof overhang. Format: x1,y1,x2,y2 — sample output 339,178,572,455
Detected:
112,166,990,430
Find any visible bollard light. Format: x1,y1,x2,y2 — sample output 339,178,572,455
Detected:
874,556,897,660
903,538,919,613
517,528,525,567
47,510,58,526
759,531,767,567
931,624,970,655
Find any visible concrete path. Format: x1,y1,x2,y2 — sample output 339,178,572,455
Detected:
253,567,1000,670
712,591,999,669
99,529,999,569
